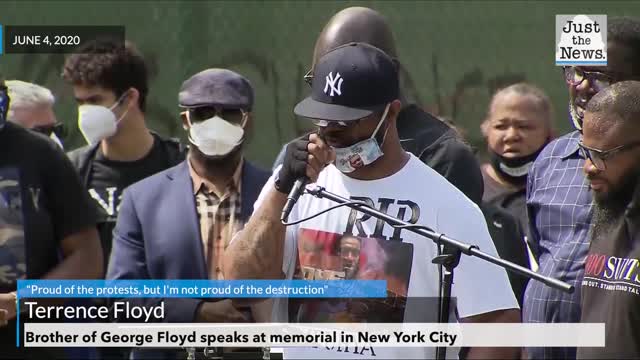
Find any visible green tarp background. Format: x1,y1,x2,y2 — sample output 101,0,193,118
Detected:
1,1,638,168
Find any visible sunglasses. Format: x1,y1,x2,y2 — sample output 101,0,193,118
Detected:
32,123,65,138
578,140,640,171
563,66,614,93
180,107,247,125
309,104,389,128
311,119,360,128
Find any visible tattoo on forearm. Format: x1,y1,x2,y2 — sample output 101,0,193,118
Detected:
229,215,284,279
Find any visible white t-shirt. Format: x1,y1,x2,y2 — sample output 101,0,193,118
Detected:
255,154,518,359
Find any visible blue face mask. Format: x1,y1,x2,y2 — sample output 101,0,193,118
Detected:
333,104,390,173
0,85,9,130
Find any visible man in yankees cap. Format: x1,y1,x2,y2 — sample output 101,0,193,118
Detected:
226,42,520,359
107,68,269,359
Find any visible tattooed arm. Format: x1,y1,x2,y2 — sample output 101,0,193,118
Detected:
224,186,287,280
224,133,334,281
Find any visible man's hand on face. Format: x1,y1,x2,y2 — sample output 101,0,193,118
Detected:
0,293,16,325
196,299,251,323
276,132,335,194
307,133,336,181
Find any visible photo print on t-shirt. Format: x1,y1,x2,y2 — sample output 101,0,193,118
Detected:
291,228,413,323
0,167,26,291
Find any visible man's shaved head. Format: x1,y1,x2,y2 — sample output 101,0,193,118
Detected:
582,80,640,217
312,7,397,69
587,80,640,126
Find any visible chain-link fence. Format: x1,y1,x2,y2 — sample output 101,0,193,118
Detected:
1,0,638,167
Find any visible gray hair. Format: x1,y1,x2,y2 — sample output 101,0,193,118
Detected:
482,82,554,135
490,83,553,120
6,80,55,121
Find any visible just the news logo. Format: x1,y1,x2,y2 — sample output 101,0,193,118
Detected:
556,15,607,66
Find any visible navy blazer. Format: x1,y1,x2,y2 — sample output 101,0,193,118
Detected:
106,159,270,322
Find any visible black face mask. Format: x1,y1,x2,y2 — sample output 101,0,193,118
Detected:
489,145,546,184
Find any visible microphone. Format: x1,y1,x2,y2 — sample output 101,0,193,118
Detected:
281,178,308,223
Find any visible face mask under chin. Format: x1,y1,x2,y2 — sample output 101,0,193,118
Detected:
489,144,547,184
333,104,390,173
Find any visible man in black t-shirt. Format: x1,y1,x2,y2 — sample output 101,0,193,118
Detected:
579,82,640,359
0,78,102,359
63,39,185,270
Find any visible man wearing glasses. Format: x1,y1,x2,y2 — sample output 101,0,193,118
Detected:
578,81,640,359
523,17,640,359
107,68,270,360
5,80,65,149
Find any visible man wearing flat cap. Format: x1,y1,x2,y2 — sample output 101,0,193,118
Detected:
107,68,270,359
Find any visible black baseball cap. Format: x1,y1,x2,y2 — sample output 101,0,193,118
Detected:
294,42,398,122
179,68,254,110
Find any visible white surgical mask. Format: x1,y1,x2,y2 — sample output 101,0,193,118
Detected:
187,113,247,157
333,104,390,173
77,93,129,145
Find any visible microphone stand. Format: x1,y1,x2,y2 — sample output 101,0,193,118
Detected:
305,185,573,360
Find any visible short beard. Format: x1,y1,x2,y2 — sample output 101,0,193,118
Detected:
592,203,623,241
591,169,640,239
344,265,358,279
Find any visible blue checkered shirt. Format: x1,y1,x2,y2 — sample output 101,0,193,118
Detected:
523,131,593,360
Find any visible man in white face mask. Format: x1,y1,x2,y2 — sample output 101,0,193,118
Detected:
63,39,186,273
107,68,270,359
179,69,252,187
63,38,186,360
225,42,520,360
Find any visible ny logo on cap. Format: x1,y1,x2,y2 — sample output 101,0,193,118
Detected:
324,72,343,97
